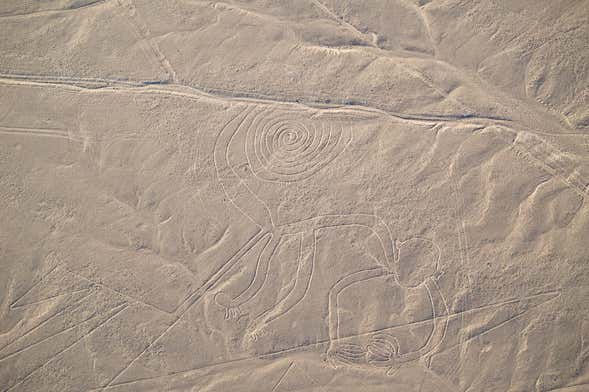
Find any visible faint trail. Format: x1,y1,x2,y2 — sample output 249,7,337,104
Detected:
63,267,176,315
309,0,462,111
7,265,61,307
265,292,559,357
450,177,472,378
99,230,266,390
0,0,109,19
0,291,92,361
546,383,589,392
447,129,479,379
417,369,427,392
309,0,374,46
272,362,294,392
116,0,178,83
10,288,90,310
98,291,559,390
4,304,127,392
0,72,513,128
0,72,148,87
412,0,437,56
0,290,91,356
0,126,80,142
491,126,588,198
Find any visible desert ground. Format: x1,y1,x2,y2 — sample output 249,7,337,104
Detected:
0,0,588,391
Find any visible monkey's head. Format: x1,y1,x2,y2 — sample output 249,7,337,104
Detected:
395,237,440,288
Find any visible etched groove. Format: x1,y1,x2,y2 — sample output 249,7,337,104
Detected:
0,0,108,19
4,304,127,392
244,107,352,183
0,289,92,357
99,291,559,389
272,362,294,392
0,290,92,361
116,0,178,83
491,126,588,198
0,72,515,126
99,229,267,390
0,126,80,142
210,105,410,344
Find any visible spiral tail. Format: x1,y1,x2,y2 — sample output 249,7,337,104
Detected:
244,107,352,183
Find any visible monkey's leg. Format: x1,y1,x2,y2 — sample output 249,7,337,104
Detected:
394,277,450,366
325,267,390,367
328,267,390,340
215,232,281,319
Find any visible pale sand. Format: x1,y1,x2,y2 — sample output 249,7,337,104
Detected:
0,1,588,391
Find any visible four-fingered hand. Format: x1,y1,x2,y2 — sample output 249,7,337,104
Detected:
325,342,366,368
324,337,404,376
214,292,242,320
366,333,399,367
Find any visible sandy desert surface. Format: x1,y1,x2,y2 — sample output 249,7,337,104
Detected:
0,0,588,391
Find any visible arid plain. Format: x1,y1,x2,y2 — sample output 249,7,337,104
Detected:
1,0,588,391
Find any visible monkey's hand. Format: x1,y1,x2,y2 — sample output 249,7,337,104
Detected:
214,292,242,320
